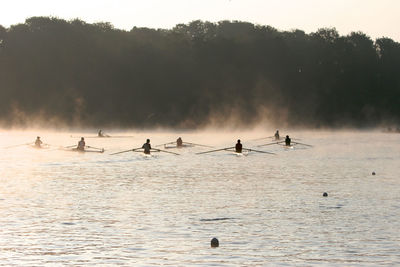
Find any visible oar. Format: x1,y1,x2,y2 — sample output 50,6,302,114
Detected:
257,141,283,147
65,145,77,148
105,135,135,138
243,148,276,155
110,147,142,155
196,147,235,155
151,148,180,155
86,145,104,150
155,141,176,147
292,141,313,147
250,136,274,141
3,142,34,149
183,142,214,148
71,135,133,138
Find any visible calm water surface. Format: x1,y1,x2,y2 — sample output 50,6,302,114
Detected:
0,130,399,266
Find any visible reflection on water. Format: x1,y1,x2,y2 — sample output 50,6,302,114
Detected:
0,130,399,266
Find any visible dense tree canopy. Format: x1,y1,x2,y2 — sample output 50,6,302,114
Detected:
0,17,399,128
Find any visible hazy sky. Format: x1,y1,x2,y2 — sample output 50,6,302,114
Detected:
1,0,399,41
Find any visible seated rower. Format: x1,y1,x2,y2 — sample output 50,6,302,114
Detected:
235,139,243,153
285,135,291,146
274,130,280,140
98,130,104,137
176,137,183,147
35,136,43,148
77,137,85,151
142,139,151,154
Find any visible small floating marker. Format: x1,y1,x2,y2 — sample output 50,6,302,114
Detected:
372,172,376,175
211,237,219,248
323,192,328,197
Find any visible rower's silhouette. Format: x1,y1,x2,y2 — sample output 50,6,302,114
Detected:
77,137,85,151
177,137,183,147
35,136,43,148
235,139,243,153
274,130,280,140
285,135,291,146
142,139,151,154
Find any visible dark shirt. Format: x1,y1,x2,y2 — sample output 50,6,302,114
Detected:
35,139,42,147
177,138,183,147
142,143,151,154
285,137,291,146
77,140,85,151
235,143,242,153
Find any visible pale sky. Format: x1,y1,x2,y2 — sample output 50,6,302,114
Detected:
1,0,399,41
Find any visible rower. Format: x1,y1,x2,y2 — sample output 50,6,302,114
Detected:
77,137,85,151
142,139,152,154
35,136,43,148
285,135,291,146
274,130,280,140
177,137,183,147
235,139,243,153
98,130,104,137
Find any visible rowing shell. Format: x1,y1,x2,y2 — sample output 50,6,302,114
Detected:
284,146,295,150
222,148,249,156
164,144,194,149
30,145,51,150
70,135,134,139
232,151,248,156
64,148,105,153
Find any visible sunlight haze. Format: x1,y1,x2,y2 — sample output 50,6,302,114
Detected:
1,0,400,41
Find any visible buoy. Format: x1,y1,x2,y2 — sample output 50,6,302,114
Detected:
372,172,376,175
211,237,219,248
323,192,328,197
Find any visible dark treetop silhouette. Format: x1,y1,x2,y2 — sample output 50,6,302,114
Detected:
0,17,399,128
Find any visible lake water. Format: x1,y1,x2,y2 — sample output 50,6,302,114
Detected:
0,130,399,266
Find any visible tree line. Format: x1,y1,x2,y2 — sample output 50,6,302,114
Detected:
0,17,399,128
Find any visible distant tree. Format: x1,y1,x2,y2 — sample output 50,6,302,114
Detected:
0,17,399,128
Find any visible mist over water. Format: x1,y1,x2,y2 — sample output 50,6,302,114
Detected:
0,129,399,265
